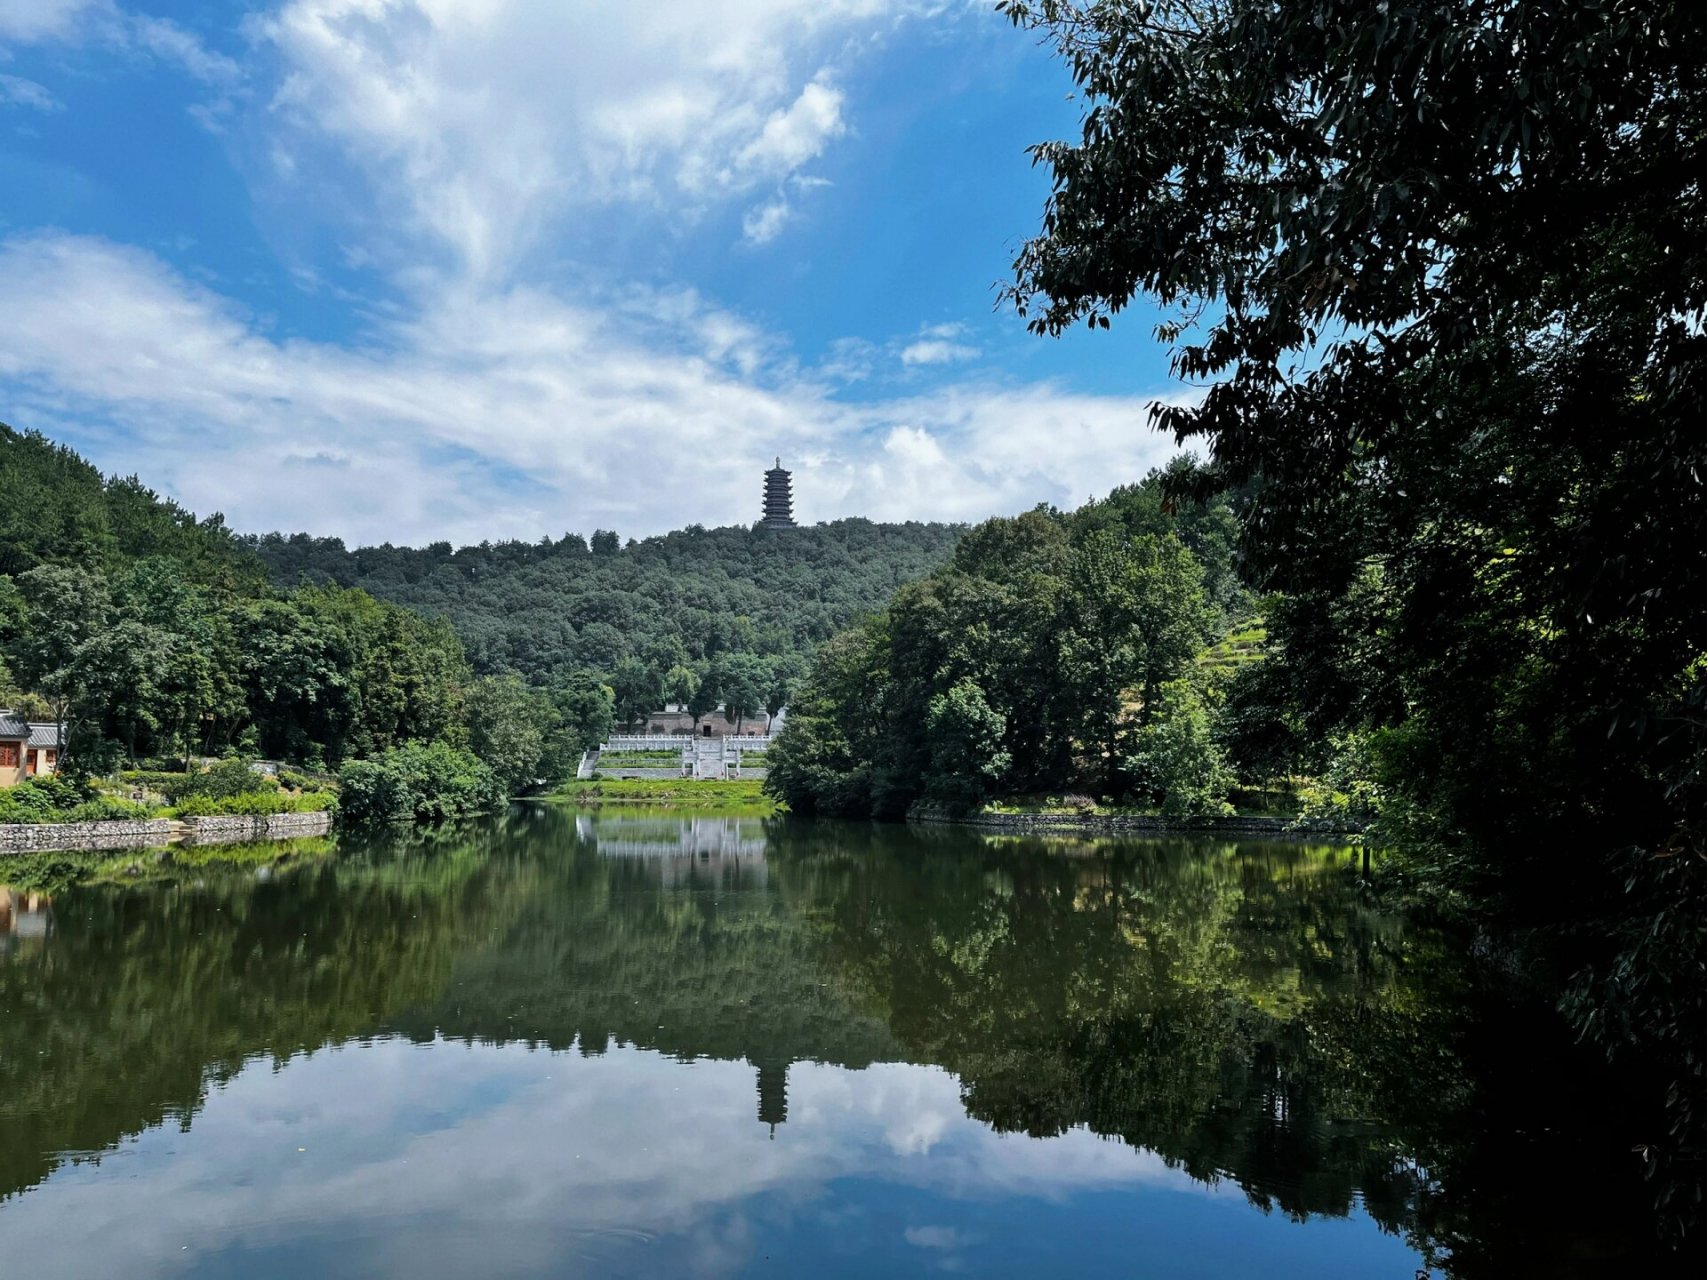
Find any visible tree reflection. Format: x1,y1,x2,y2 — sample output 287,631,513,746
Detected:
0,808,1680,1275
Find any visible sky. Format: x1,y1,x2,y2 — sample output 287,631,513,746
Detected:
0,0,1185,547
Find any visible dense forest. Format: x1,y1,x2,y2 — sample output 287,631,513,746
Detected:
0,426,467,772
769,0,1707,1236
0,425,963,802
244,518,962,690
980,0,1705,1234
768,460,1261,819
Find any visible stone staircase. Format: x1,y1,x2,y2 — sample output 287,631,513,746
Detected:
691,737,726,780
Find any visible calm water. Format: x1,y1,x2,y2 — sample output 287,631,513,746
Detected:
0,808,1684,1277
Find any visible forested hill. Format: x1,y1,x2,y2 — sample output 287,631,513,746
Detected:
244,520,965,683
1,424,960,781
0,425,466,769
0,424,262,590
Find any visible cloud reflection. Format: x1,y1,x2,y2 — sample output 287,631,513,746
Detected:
0,1038,1286,1279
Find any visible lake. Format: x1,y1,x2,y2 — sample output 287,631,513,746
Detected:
0,807,1684,1277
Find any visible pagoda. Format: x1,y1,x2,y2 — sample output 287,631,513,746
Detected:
761,457,797,528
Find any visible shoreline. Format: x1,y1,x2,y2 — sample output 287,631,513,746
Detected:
540,778,779,815
907,805,1365,839
0,810,334,856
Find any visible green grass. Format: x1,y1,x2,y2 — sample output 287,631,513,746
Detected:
1198,617,1269,670
980,795,1105,816
549,777,779,813
164,790,337,818
595,751,685,767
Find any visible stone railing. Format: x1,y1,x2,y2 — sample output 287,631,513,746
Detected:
724,737,774,752
0,819,175,855
579,733,776,781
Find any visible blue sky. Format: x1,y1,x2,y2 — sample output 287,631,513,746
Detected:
0,1,1184,545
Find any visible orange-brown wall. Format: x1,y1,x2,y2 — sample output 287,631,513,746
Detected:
0,740,56,788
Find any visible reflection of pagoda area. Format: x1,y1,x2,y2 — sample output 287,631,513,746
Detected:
575,815,768,889
0,887,51,951
754,1055,788,1137
548,812,875,1140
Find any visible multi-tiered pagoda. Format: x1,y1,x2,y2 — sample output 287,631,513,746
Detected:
761,457,797,528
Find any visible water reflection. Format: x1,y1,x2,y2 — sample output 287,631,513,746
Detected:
0,810,1687,1277
0,886,51,944
577,813,770,887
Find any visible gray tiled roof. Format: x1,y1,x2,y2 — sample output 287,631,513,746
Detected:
0,716,61,746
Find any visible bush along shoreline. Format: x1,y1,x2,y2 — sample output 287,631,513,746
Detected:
1,744,513,849
906,800,1366,838
1,762,339,826
335,742,504,825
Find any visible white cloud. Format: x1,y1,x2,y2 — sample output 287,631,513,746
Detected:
733,73,845,179
0,0,96,41
741,196,793,246
128,12,241,85
0,1,239,84
258,1,915,281
0,232,1180,545
0,4,1182,549
900,338,978,366
900,322,979,366
905,1225,962,1249
820,336,878,383
0,70,58,108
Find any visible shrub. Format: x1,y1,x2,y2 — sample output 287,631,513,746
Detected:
277,766,335,793
118,770,195,801
118,761,273,804
336,742,503,825
0,776,95,824
135,756,194,773
180,759,274,801
64,796,155,822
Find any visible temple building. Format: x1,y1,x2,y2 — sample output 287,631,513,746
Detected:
0,712,61,789
761,457,796,528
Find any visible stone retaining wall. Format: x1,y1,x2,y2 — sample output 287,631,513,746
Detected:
908,804,1362,838
181,811,334,844
0,819,176,854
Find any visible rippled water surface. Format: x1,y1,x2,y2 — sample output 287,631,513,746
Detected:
0,808,1678,1277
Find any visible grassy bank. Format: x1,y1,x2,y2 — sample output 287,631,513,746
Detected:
977,787,1302,821
548,778,779,814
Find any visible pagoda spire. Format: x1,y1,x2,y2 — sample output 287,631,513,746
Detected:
762,457,796,528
